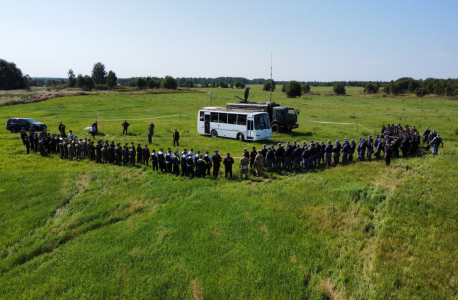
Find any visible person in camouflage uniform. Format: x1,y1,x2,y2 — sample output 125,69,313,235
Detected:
101,145,108,164
122,144,128,166
240,153,249,179
254,150,264,177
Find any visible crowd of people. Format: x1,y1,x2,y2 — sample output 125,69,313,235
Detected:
18,122,444,179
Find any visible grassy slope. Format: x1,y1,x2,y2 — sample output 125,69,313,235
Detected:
0,86,457,299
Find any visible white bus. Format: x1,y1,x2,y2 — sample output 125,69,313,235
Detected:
197,107,272,141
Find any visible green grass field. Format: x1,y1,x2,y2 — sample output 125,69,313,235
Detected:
1,85,457,299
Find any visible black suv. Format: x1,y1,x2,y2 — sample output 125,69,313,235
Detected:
6,118,47,133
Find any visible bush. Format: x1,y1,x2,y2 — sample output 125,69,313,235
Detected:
285,81,302,98
219,81,228,88
161,76,177,89
136,77,147,89
263,80,276,92
301,84,310,93
333,83,346,95
414,88,426,97
281,84,286,93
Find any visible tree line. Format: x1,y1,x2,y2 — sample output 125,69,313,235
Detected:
2,58,458,98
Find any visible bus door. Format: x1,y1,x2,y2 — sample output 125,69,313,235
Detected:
205,114,210,134
246,120,254,139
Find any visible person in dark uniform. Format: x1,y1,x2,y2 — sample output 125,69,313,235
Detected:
422,127,430,144
90,141,96,162
122,120,130,135
302,146,309,169
385,142,393,166
266,146,275,171
181,149,188,176
186,151,195,178
223,153,234,178
258,144,267,167
96,140,102,163
341,139,350,163
147,128,153,144
165,149,173,173
172,150,180,176
142,144,150,166
196,156,207,178
332,140,341,165
249,146,257,168
122,144,128,166
24,136,30,154
151,149,158,171
325,141,333,166
59,122,66,137
292,145,301,170
284,144,293,170
157,148,165,171
203,151,212,176
149,122,155,136
173,129,179,146
128,146,135,166
102,145,108,164
212,150,222,178
319,141,326,164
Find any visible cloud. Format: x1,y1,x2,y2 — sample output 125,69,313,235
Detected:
433,53,456,58
361,60,386,65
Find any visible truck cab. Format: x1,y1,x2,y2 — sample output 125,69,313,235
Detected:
271,107,298,132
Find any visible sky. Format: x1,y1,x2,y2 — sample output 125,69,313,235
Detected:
1,0,457,81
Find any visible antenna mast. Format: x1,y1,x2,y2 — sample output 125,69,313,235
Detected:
270,52,272,103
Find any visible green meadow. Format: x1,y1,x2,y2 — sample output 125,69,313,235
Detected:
1,85,457,299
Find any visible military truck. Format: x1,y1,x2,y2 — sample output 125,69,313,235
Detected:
226,88,299,133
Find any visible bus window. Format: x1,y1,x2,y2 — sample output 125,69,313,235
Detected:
211,112,218,123
255,114,270,130
200,111,204,121
228,114,237,124
237,114,246,125
219,113,227,124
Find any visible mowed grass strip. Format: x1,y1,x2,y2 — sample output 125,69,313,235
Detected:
0,87,457,299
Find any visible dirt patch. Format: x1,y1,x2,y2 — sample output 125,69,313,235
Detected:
190,279,203,300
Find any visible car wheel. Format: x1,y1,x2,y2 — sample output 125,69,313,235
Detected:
211,129,218,138
237,133,244,141
272,124,280,133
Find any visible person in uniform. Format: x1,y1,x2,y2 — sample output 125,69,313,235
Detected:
367,135,374,160
359,138,367,161
302,145,309,169
151,149,158,171
319,141,326,164
67,141,73,160
422,127,430,144
59,122,66,137
128,146,135,166
332,140,341,165
260,144,268,167
203,151,212,176
122,144,128,166
274,143,283,170
266,146,275,171
165,149,173,173
114,143,121,165
59,138,64,159
122,120,130,135
173,129,180,146
254,150,264,177
186,150,195,178
108,142,114,164
172,150,180,176
385,142,393,166
142,144,150,166
212,150,222,178
157,148,165,171
147,128,153,144
96,141,102,163
429,134,443,155
249,146,257,168
223,153,234,178
284,144,293,170
325,141,333,166
102,145,108,164
196,156,207,178
308,141,316,169
341,139,349,163
23,136,30,154
293,145,301,170
149,122,155,136
240,153,249,179
181,149,188,176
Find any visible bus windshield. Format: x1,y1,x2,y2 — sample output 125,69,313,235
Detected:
254,114,270,130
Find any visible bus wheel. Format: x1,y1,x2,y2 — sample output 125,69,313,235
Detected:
271,124,280,133
237,133,244,141
211,130,218,138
